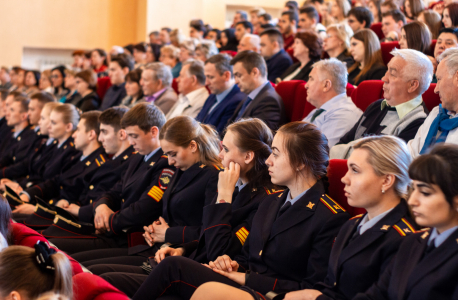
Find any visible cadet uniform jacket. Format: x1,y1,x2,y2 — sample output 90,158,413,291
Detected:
0,125,40,168
0,118,12,157
180,185,273,263
88,149,172,232
25,147,107,204
315,200,417,300
354,227,458,300
236,180,350,295
162,162,220,245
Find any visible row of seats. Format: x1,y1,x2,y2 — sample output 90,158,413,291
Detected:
276,79,440,122
380,40,436,65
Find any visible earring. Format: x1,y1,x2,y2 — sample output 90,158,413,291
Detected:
296,168,300,171
382,189,385,194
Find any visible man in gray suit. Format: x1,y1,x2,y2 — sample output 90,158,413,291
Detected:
140,62,178,115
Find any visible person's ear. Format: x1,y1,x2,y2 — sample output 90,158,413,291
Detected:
150,126,159,138
452,195,458,213
118,129,127,141
189,140,198,153
381,174,396,193
224,70,232,81
9,291,23,300
244,150,255,165
361,20,366,28
323,79,333,92
453,70,458,87
123,67,129,75
251,67,260,78
407,79,420,94
65,123,74,133
89,129,98,141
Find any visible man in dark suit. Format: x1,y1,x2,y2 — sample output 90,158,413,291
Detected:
99,54,132,111
227,51,287,131
196,54,245,134
260,28,293,83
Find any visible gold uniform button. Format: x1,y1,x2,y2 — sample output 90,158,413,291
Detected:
89,185,94,190
90,199,93,204
49,200,53,204
259,250,262,256
17,137,21,141
13,156,16,161
334,282,337,286
60,186,63,189
122,199,125,203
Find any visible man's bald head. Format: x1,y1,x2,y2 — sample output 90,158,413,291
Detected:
237,34,261,53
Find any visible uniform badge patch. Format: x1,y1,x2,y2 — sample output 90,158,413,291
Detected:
158,169,175,190
148,186,164,202
235,227,249,245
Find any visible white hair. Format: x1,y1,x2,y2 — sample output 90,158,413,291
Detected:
438,48,458,77
312,58,348,94
245,34,261,51
390,48,434,95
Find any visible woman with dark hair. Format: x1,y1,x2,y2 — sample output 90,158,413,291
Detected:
348,29,387,86
399,21,433,55
91,49,108,78
278,30,323,82
130,121,349,300
351,144,458,300
368,0,383,23
219,28,239,52
443,3,458,28
51,66,69,99
121,69,144,107
418,10,442,39
147,43,161,63
404,0,425,21
62,69,82,104
74,69,100,111
207,28,222,48
24,70,41,96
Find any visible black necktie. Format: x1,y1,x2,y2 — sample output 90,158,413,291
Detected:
311,109,325,122
277,201,291,219
422,239,436,259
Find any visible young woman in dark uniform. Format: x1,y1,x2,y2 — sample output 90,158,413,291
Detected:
87,118,278,297
130,121,350,300
191,135,419,300
352,144,458,300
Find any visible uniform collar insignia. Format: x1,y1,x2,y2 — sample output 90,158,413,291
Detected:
306,202,315,209
381,225,390,231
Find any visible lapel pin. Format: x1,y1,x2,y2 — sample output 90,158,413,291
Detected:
86,161,91,166
150,162,155,166
381,225,390,231
421,231,429,239
306,202,315,209
124,155,129,160
200,164,206,168
278,193,283,198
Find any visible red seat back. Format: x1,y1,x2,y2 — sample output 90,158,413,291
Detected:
430,39,437,55
96,77,112,102
275,80,304,121
346,83,355,97
220,50,237,57
172,78,179,94
286,47,299,63
327,159,366,217
73,273,129,300
370,22,385,40
380,41,399,65
351,80,384,111
422,83,440,111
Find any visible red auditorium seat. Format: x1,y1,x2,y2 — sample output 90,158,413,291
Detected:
422,83,440,111
370,22,384,40
73,273,129,300
327,159,366,217
346,83,355,97
430,39,437,54
96,77,112,102
219,50,237,57
275,80,304,121
172,78,179,94
380,41,399,65
286,47,299,63
351,80,384,111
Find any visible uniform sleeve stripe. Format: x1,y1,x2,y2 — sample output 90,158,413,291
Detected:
401,218,416,232
95,159,100,166
325,195,346,212
148,186,164,202
235,232,246,245
240,227,249,236
100,155,106,162
237,229,248,239
320,198,338,214
393,225,406,236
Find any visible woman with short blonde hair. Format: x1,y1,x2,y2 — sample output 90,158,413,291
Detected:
324,23,355,68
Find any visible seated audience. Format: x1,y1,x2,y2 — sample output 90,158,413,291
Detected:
368,0,383,23
146,43,160,63
409,48,458,157
303,59,362,146
279,30,323,82
121,69,144,107
432,28,458,78
331,0,351,24
133,43,148,68
259,28,293,83
227,51,286,130
310,0,324,16
399,21,433,58
404,0,425,21
381,9,406,42
324,24,355,68
219,28,239,52
298,6,327,39
195,41,219,62
51,66,69,100
149,31,160,44
74,69,100,111
99,54,132,110
233,10,248,27
206,28,221,46
332,48,432,158
234,21,253,42
130,122,349,300
160,45,181,78
82,51,93,70
10,67,26,93
91,49,109,78
170,29,186,48
179,39,198,63
192,135,416,300
167,60,209,119
237,34,261,52
39,69,54,94
443,3,458,28
250,7,266,34
347,7,374,33
258,13,273,26
190,20,206,40
160,27,172,45
278,10,298,49
61,69,81,104
353,144,458,300
196,54,245,133
0,67,11,90
140,62,177,115
418,9,442,39
24,70,40,96
348,29,387,86
380,0,399,15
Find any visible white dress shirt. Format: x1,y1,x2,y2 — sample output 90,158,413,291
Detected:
303,93,363,147
166,87,209,120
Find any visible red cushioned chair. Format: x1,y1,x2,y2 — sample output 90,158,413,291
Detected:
370,22,385,40
286,47,299,63
220,50,237,57
430,39,437,55
96,77,112,102
380,41,399,65
346,83,355,97
73,273,129,300
422,83,440,112
327,159,366,217
172,78,179,94
350,80,384,111
275,80,304,121
293,82,316,121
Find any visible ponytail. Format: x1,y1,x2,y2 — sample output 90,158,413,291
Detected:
51,103,80,131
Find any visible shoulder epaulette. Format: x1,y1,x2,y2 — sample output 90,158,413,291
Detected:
161,155,167,158
213,164,223,171
320,194,346,214
264,187,284,195
392,218,417,236
95,154,106,167
349,214,364,220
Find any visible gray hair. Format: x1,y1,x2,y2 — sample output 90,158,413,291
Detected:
205,54,233,77
196,41,219,60
183,59,206,85
390,48,434,95
312,58,348,94
438,48,458,77
244,34,261,51
353,135,412,199
144,62,173,87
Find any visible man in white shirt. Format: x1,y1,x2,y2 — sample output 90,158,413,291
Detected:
408,48,458,158
166,60,209,120
303,58,362,147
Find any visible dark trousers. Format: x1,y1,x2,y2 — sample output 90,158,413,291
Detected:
49,237,125,255
132,256,241,300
